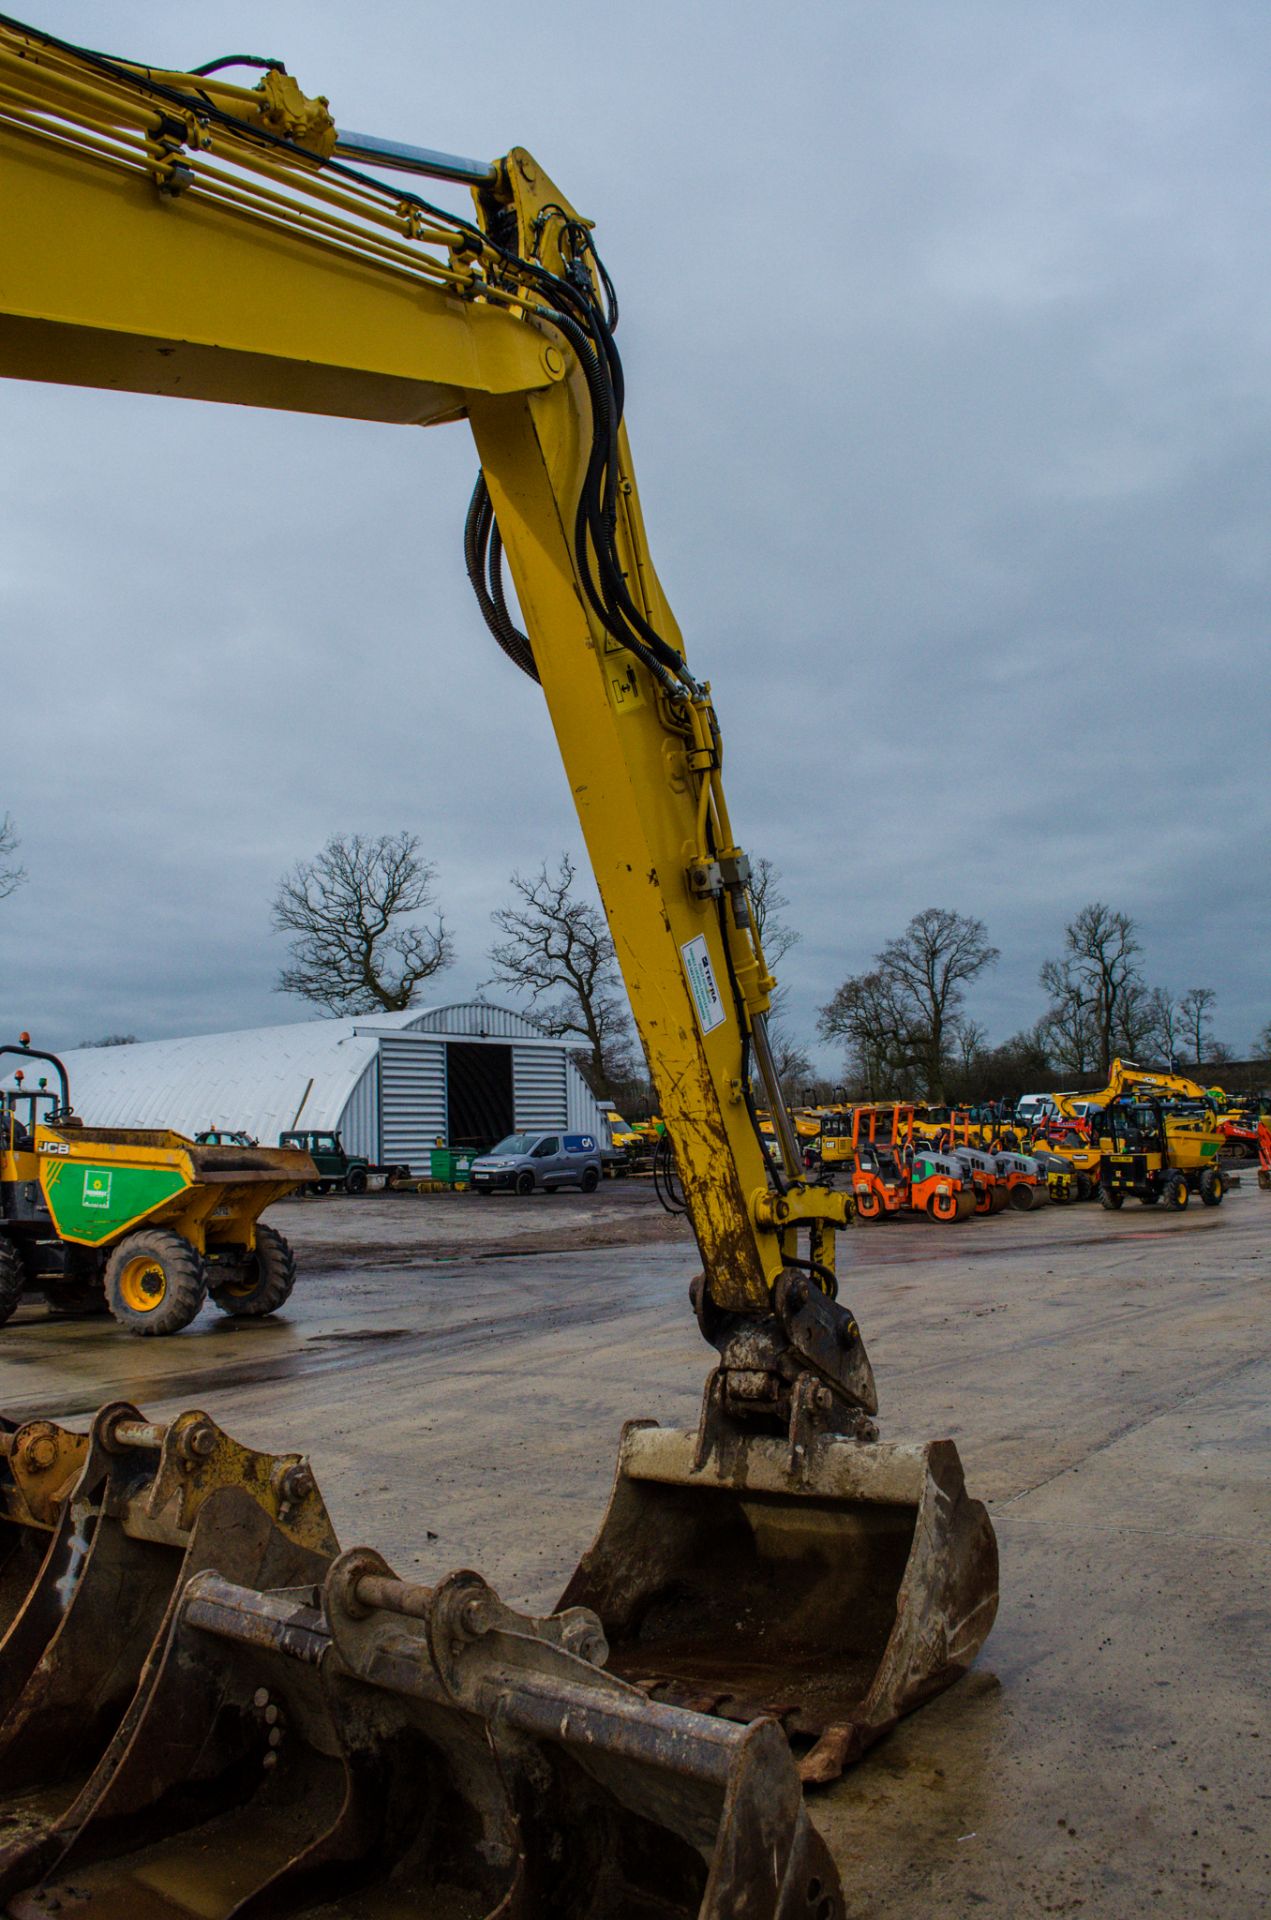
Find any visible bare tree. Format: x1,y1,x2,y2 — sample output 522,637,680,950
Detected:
273,832,452,1014
1145,988,1183,1070
819,909,997,1101
764,1012,813,1103
1257,1019,1271,1063
79,1034,138,1048
0,813,26,902
1178,986,1217,1067
485,853,633,1090
877,909,998,1099
1041,903,1142,1079
1112,979,1158,1061
1038,960,1099,1077
818,968,910,1101
749,857,800,968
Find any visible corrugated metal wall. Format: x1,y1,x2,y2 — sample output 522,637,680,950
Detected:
336,1058,381,1162
378,1036,447,1170
567,1069,610,1136
408,1004,541,1040
512,1045,569,1129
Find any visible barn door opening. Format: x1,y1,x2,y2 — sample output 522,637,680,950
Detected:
447,1043,514,1149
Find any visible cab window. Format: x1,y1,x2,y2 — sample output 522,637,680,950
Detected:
532,1137,559,1157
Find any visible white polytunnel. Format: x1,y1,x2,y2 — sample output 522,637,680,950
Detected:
14,1005,612,1175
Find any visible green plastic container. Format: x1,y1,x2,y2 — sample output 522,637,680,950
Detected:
428,1148,477,1187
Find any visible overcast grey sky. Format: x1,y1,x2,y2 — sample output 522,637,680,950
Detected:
2,1,1268,1070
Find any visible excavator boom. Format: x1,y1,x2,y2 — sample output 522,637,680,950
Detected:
0,15,998,1912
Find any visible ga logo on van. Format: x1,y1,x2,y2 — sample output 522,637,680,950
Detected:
83,1170,112,1209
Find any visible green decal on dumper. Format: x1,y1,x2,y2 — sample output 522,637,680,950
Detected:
42,1159,188,1245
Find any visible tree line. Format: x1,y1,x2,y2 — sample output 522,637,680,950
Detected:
265,833,1268,1106
819,900,1266,1103
6,810,1267,1101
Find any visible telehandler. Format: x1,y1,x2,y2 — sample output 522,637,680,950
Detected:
1,1037,313,1332
0,17,1000,1913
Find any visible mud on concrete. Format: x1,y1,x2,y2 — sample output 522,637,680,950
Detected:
0,1177,1267,1916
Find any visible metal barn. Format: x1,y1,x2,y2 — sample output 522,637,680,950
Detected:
42,1005,611,1174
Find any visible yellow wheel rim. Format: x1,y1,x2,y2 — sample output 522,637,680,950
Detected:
117,1255,167,1313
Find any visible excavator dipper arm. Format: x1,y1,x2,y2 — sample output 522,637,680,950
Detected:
0,21,998,1912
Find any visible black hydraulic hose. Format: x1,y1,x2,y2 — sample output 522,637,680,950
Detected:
189,55,285,76
782,1254,843,1305
652,1132,686,1214
463,475,539,681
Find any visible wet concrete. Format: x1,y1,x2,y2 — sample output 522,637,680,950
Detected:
1,1180,1267,1915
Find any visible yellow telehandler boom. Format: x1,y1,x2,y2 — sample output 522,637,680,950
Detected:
0,16,998,1913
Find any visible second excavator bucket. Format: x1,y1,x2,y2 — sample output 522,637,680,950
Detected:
4,1543,845,1919
559,1415,999,1784
0,1401,336,1890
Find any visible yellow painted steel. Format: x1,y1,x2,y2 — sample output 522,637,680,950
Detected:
0,19,848,1316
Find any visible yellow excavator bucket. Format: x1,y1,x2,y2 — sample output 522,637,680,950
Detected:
561,1418,999,1783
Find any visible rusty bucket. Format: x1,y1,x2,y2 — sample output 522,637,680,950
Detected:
559,1418,999,1783
5,1547,844,1919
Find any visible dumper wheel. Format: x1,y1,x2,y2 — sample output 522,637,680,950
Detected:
1098,1183,1124,1210
1199,1168,1224,1207
1164,1173,1189,1211
209,1224,297,1318
0,1240,24,1327
1075,1172,1093,1202
104,1229,207,1336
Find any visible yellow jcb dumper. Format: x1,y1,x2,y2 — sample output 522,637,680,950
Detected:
1,1039,315,1333
0,18,1000,1913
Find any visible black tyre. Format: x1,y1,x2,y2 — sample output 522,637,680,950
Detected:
1139,1190,1160,1206
1164,1173,1189,1211
1199,1167,1224,1208
104,1229,207,1336
515,1170,535,1197
345,1167,368,1195
210,1224,297,1318
580,1165,600,1193
0,1240,25,1328
1075,1172,1093,1202
1098,1184,1124,1211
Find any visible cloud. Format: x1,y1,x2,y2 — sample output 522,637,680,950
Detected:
2,1,1268,1070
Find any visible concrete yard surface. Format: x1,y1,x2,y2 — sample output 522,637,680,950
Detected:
0,1179,1267,1916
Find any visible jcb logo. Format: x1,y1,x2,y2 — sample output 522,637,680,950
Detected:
39,1140,69,1156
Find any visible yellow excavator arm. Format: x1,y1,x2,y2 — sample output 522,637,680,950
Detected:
0,9,872,1410
0,26,999,1907
1084,1059,1217,1108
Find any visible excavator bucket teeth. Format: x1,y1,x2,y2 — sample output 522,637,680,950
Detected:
3,1550,844,1919
559,1419,999,1784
